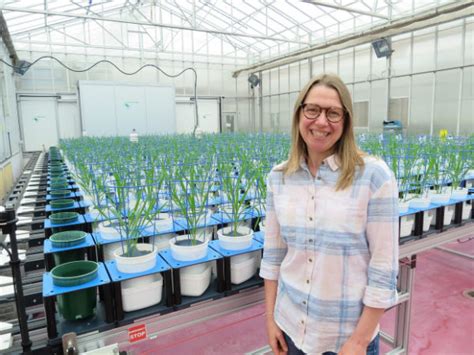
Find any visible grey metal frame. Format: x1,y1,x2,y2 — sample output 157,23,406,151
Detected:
8,222,467,354
383,223,474,354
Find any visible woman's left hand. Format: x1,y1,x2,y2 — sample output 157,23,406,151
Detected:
338,337,368,355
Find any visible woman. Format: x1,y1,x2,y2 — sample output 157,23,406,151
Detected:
259,74,399,355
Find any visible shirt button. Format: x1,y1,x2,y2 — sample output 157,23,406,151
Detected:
301,320,305,325
303,300,307,305
309,239,313,243
306,279,310,284
311,196,315,200
309,216,313,221
317,176,321,180
308,258,313,263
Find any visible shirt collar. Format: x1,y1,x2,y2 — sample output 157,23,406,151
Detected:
324,154,340,171
299,154,340,172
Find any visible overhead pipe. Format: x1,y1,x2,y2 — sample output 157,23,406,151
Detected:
0,11,18,65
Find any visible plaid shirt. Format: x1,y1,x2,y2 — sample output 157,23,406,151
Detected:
260,154,399,354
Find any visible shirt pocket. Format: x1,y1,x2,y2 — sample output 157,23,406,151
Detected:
320,190,367,235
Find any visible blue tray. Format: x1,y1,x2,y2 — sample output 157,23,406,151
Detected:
47,184,79,192
44,234,95,254
399,195,474,217
79,200,92,208
253,231,264,244
212,209,259,224
104,255,171,282
43,262,110,297
141,221,186,237
45,201,81,213
173,216,220,230
208,239,263,257
159,246,222,269
44,214,87,229
92,232,124,246
46,192,76,201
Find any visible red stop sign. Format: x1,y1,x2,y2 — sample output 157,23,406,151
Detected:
128,324,147,343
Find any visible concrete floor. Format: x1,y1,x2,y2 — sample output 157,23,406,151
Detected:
130,237,474,355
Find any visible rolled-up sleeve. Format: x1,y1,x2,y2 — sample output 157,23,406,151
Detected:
363,167,399,309
259,172,287,280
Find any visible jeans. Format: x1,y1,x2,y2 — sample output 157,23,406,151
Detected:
283,333,380,355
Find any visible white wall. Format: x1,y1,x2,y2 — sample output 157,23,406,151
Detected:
0,39,23,198
18,96,59,151
175,98,220,134
12,18,473,136
251,18,474,135
78,81,176,136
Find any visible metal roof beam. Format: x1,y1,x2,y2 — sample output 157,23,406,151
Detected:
9,4,127,38
13,39,247,61
156,1,260,55
0,5,309,44
302,0,389,20
233,0,472,76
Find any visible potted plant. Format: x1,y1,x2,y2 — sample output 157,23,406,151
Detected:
168,161,216,297
215,156,260,285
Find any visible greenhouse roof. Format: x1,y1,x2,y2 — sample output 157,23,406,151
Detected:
0,0,459,64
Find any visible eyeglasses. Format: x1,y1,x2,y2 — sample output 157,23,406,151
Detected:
300,103,344,123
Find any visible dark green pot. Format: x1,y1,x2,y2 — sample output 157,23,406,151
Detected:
50,178,69,185
51,261,98,321
50,183,70,190
50,212,79,224
50,172,66,178
50,199,75,209
50,189,71,198
50,230,87,248
53,249,85,266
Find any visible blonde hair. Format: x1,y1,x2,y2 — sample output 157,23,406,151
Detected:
282,73,364,190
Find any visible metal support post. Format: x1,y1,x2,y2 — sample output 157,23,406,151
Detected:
435,206,444,231
453,202,463,225
393,255,416,354
0,208,33,353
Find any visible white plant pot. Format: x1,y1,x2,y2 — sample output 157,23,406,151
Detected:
230,252,258,285
430,192,451,204
174,209,213,228
451,188,468,199
409,197,431,209
103,242,119,261
400,215,414,238
422,210,435,231
431,205,455,226
258,220,266,233
199,227,214,242
217,226,254,251
114,243,157,274
399,201,409,214
169,235,209,261
218,205,252,228
153,233,175,252
145,213,174,233
462,202,472,220
180,263,211,297
97,220,122,240
121,273,163,312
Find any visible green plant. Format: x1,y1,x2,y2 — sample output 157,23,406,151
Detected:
218,156,258,236
170,161,214,244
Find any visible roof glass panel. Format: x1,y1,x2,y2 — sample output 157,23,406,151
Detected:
0,1,458,64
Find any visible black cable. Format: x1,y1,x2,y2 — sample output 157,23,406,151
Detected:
0,55,200,135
